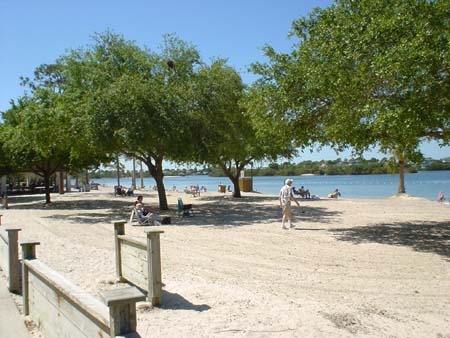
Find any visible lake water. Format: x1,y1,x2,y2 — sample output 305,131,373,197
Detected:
92,170,450,201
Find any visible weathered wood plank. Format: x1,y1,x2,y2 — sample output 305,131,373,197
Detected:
101,288,145,337
114,221,125,281
7,229,21,292
121,251,148,276
118,236,146,250
25,260,109,330
147,231,163,306
28,273,110,338
122,264,148,291
0,228,21,292
121,241,148,262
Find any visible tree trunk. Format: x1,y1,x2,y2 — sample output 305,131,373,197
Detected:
44,174,51,204
145,157,168,210
65,173,71,192
398,160,406,193
154,173,168,210
132,157,136,190
155,157,168,210
220,163,244,198
58,171,65,194
1,176,6,196
116,154,121,187
139,161,144,189
230,175,241,198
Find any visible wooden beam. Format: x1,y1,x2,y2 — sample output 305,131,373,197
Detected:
20,240,40,315
101,287,145,337
113,221,126,282
146,229,164,306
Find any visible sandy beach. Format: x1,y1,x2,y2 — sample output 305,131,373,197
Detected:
1,186,449,338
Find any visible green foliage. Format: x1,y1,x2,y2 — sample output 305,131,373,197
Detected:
59,32,206,208
251,0,450,191
191,60,296,196
423,159,450,170
242,158,418,177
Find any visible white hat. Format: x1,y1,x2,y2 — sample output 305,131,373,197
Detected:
285,178,293,185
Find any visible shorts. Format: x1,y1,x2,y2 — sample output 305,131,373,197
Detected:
282,204,292,218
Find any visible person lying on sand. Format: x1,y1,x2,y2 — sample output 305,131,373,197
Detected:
328,189,341,199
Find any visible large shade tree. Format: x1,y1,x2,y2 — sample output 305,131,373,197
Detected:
62,32,203,209
252,0,450,193
0,126,16,177
2,91,74,203
193,60,296,197
1,63,108,203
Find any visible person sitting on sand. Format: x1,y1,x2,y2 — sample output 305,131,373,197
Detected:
115,185,126,196
134,195,161,225
134,195,155,216
328,188,341,199
299,186,311,199
126,187,134,196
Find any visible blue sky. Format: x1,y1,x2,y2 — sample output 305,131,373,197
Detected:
1,0,448,161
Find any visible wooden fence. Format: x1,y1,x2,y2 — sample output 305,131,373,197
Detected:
114,221,164,306
0,226,21,293
21,241,145,338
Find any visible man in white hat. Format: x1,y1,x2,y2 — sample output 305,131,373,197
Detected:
279,178,300,229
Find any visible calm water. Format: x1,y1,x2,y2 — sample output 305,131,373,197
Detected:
92,170,450,201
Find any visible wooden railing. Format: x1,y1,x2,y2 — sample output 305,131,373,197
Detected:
21,241,145,338
0,226,21,293
114,221,164,306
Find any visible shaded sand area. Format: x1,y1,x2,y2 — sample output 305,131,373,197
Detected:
1,186,450,337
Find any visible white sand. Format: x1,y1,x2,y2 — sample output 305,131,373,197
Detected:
2,186,450,337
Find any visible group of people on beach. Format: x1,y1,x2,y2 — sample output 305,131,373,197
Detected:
115,185,134,197
279,178,342,230
292,185,311,199
183,184,205,197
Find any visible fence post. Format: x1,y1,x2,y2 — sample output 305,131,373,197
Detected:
113,221,126,282
101,287,145,337
145,229,164,306
5,227,21,293
20,240,40,316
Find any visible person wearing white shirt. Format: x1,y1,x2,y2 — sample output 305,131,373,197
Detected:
279,178,300,230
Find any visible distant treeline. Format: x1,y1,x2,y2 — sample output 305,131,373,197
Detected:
250,159,405,176
90,158,450,178
207,157,450,177
209,158,402,176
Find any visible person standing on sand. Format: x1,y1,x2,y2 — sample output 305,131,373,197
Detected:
279,178,300,230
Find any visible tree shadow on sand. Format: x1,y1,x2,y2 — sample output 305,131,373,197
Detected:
10,196,133,211
175,195,341,227
9,193,342,228
43,212,128,224
329,221,450,261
